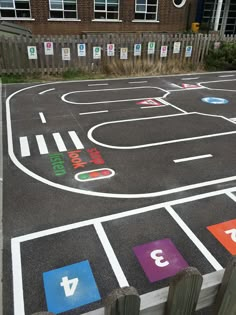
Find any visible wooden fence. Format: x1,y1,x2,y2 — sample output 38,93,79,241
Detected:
0,33,235,76
32,256,236,315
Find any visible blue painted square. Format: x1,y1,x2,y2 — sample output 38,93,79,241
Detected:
43,261,101,314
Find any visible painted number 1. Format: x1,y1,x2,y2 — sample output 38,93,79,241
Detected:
225,229,236,242
60,276,79,297
150,249,169,268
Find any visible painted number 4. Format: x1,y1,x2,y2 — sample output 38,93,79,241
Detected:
60,276,79,297
150,249,169,267
225,229,236,242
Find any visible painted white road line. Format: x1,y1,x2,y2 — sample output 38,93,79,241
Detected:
129,81,148,84
219,75,235,78
226,191,236,203
170,83,182,89
36,135,49,155
79,110,109,115
52,133,67,152
38,88,55,95
156,97,186,113
39,112,46,124
61,86,166,105
68,131,84,149
166,87,204,92
11,239,25,315
88,83,109,87
165,205,223,271
94,223,129,288
19,137,30,157
141,105,166,109
181,77,200,80
174,154,213,163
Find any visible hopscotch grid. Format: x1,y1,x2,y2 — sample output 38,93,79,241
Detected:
11,188,236,315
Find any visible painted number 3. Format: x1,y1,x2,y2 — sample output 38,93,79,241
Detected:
150,249,169,268
60,276,79,297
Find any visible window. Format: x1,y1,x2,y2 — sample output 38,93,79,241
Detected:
94,0,119,20
135,0,158,21
0,0,31,18
49,0,77,19
173,0,186,8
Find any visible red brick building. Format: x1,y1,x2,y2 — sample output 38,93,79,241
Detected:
0,0,197,35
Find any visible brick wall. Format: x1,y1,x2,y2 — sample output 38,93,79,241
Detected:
12,0,197,35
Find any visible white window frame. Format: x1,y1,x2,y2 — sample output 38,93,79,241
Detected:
173,0,187,8
94,0,120,21
134,0,158,21
0,0,32,19
49,0,78,20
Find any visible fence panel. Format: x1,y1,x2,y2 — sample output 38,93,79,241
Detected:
0,33,235,76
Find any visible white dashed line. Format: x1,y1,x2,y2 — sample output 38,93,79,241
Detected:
39,88,55,95
79,110,109,115
219,75,235,78
181,77,200,80
39,112,46,124
174,154,213,163
88,83,109,87
140,105,166,109
128,81,148,84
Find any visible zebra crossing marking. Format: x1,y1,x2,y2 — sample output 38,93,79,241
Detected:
19,137,30,157
68,131,84,149
53,133,67,152
36,135,49,155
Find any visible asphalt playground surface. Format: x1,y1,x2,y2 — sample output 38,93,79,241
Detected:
2,71,236,315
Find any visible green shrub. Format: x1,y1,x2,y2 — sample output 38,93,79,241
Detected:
205,42,236,71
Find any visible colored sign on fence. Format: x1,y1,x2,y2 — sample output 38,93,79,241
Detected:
107,44,115,57
27,46,37,60
134,44,142,56
44,42,54,55
173,41,181,54
160,45,168,58
43,261,101,314
148,42,155,55
120,47,128,60
78,44,86,57
207,219,236,254
133,239,188,282
93,47,101,59
62,48,71,61
185,46,193,57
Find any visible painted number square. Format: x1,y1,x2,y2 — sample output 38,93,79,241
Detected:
43,260,101,314
207,219,236,255
133,238,188,282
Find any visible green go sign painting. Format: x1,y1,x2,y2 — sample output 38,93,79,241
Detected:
93,47,101,59
148,42,155,55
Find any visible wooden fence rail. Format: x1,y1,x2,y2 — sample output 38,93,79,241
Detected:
0,33,235,76
32,256,236,315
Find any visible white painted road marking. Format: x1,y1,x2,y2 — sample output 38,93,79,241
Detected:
19,137,30,157
174,154,213,163
36,135,49,155
141,105,166,109
53,133,67,152
39,88,55,95
68,131,84,150
165,205,223,271
39,112,46,124
157,97,186,113
88,83,109,87
94,223,129,287
170,83,182,89
79,110,109,115
219,75,235,78
128,81,148,84
181,77,200,80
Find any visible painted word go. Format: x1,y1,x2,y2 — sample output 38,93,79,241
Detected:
150,249,169,267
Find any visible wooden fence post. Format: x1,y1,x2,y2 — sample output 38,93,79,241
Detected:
214,256,236,315
104,287,140,315
166,267,203,315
